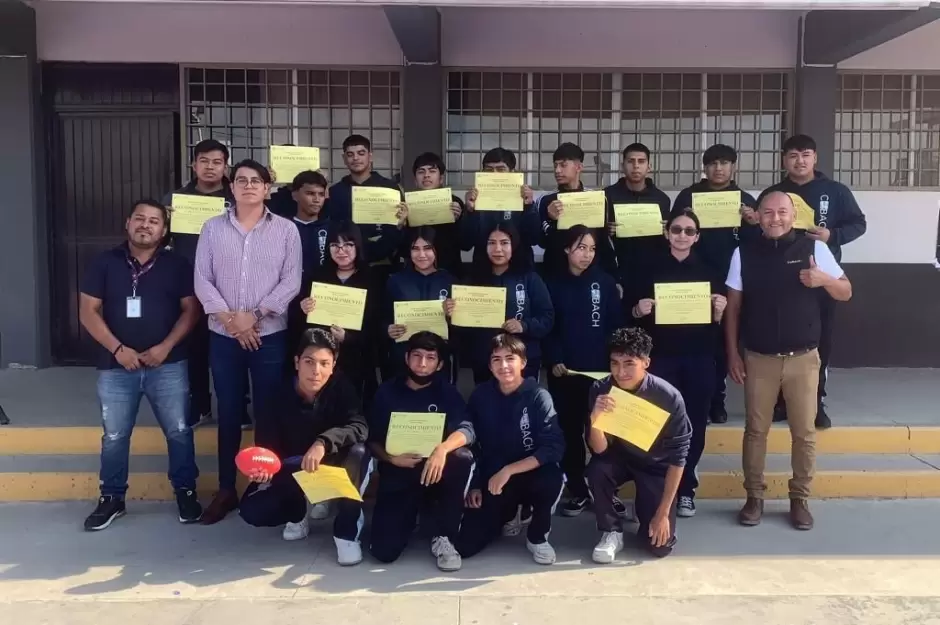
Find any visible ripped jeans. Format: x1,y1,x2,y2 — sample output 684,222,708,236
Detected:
97,360,199,498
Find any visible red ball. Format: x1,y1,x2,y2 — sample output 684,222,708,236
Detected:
235,446,282,476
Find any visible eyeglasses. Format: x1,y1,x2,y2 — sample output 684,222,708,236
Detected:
669,226,698,236
329,242,356,251
234,177,266,188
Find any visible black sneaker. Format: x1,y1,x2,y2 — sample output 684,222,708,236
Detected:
560,496,589,517
84,495,126,531
709,404,728,424
176,489,203,524
772,403,788,422
677,495,696,518
815,405,832,430
612,496,627,518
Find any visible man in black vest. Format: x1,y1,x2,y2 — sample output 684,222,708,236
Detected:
724,191,852,531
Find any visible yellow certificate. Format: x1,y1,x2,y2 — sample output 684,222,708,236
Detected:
352,186,401,225
393,300,449,342
692,191,741,228
558,190,606,229
385,412,446,457
269,146,320,183
292,467,362,504
568,370,609,381
450,285,507,329
405,188,455,227
613,203,663,238
169,194,226,235
474,172,524,212
306,282,368,331
787,193,817,230
594,385,671,452
654,282,711,325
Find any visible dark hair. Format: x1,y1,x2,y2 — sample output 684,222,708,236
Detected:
406,331,446,357
405,227,439,270
490,333,527,360
703,144,737,166
192,139,229,163
622,143,651,160
473,221,531,280
130,199,170,225
291,170,329,192
412,152,446,176
324,220,369,273
296,327,338,359
231,159,272,184
666,207,701,231
553,142,584,163
607,327,653,359
782,134,817,154
482,147,517,171
561,224,597,254
342,134,371,152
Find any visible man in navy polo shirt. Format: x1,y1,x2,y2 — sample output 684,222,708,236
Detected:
79,199,202,531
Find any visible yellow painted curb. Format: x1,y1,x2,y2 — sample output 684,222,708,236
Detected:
2,426,937,456
3,470,940,502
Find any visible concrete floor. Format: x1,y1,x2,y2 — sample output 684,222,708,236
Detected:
2,500,940,623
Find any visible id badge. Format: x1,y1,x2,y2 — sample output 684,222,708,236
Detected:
126,296,142,319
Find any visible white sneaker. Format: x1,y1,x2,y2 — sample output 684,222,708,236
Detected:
502,506,529,537
591,531,624,564
526,539,556,565
431,536,462,572
334,537,363,566
308,502,331,520
282,517,309,541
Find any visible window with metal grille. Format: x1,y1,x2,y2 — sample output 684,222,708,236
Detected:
184,68,402,184
445,71,789,190
835,73,940,189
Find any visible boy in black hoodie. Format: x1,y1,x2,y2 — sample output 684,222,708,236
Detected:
367,332,474,571
240,329,370,567
585,328,691,563
604,143,672,306
407,152,466,277
672,144,758,424
758,134,867,429
456,334,565,565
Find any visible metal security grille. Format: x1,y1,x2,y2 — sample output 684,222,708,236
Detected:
835,73,940,189
184,68,402,184
446,71,790,190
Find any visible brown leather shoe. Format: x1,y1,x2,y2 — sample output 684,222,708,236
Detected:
790,498,814,530
738,497,764,526
201,489,238,525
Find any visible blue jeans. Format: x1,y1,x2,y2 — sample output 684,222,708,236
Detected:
209,330,287,491
97,360,198,498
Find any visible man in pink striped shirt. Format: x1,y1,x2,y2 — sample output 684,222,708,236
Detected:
195,159,302,524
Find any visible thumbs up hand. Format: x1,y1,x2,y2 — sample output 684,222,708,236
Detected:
800,254,829,288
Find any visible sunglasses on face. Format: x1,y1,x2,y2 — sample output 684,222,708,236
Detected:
669,226,698,236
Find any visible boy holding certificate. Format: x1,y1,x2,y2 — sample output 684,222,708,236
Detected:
406,152,465,276
367,332,474,571
585,328,691,563
240,329,370,566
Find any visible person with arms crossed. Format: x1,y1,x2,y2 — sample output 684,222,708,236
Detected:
367,331,474,571
725,191,852,530
407,152,465,277
759,134,866,429
240,329,371,566
79,200,202,530
585,328,691,563
456,334,566,565
195,159,302,524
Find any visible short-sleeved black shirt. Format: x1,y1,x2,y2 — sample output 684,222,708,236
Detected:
80,244,194,369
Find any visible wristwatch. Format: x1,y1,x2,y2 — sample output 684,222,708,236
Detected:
252,309,264,322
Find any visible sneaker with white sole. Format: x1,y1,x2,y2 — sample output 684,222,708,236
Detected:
334,537,363,566
308,502,331,521
526,539,556,565
431,536,462,572
282,517,309,541
502,506,533,536
561,496,589,517
613,497,636,522
591,531,624,564
677,495,696,518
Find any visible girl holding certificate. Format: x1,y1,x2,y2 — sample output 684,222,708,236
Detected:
628,208,727,519
300,221,380,403
384,227,456,381
453,223,554,384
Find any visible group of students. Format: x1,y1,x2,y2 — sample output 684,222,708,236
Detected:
78,128,864,568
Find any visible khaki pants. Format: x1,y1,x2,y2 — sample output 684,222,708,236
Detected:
742,349,820,499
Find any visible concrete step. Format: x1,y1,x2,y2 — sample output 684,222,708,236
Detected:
2,424,939,456
1,453,939,502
